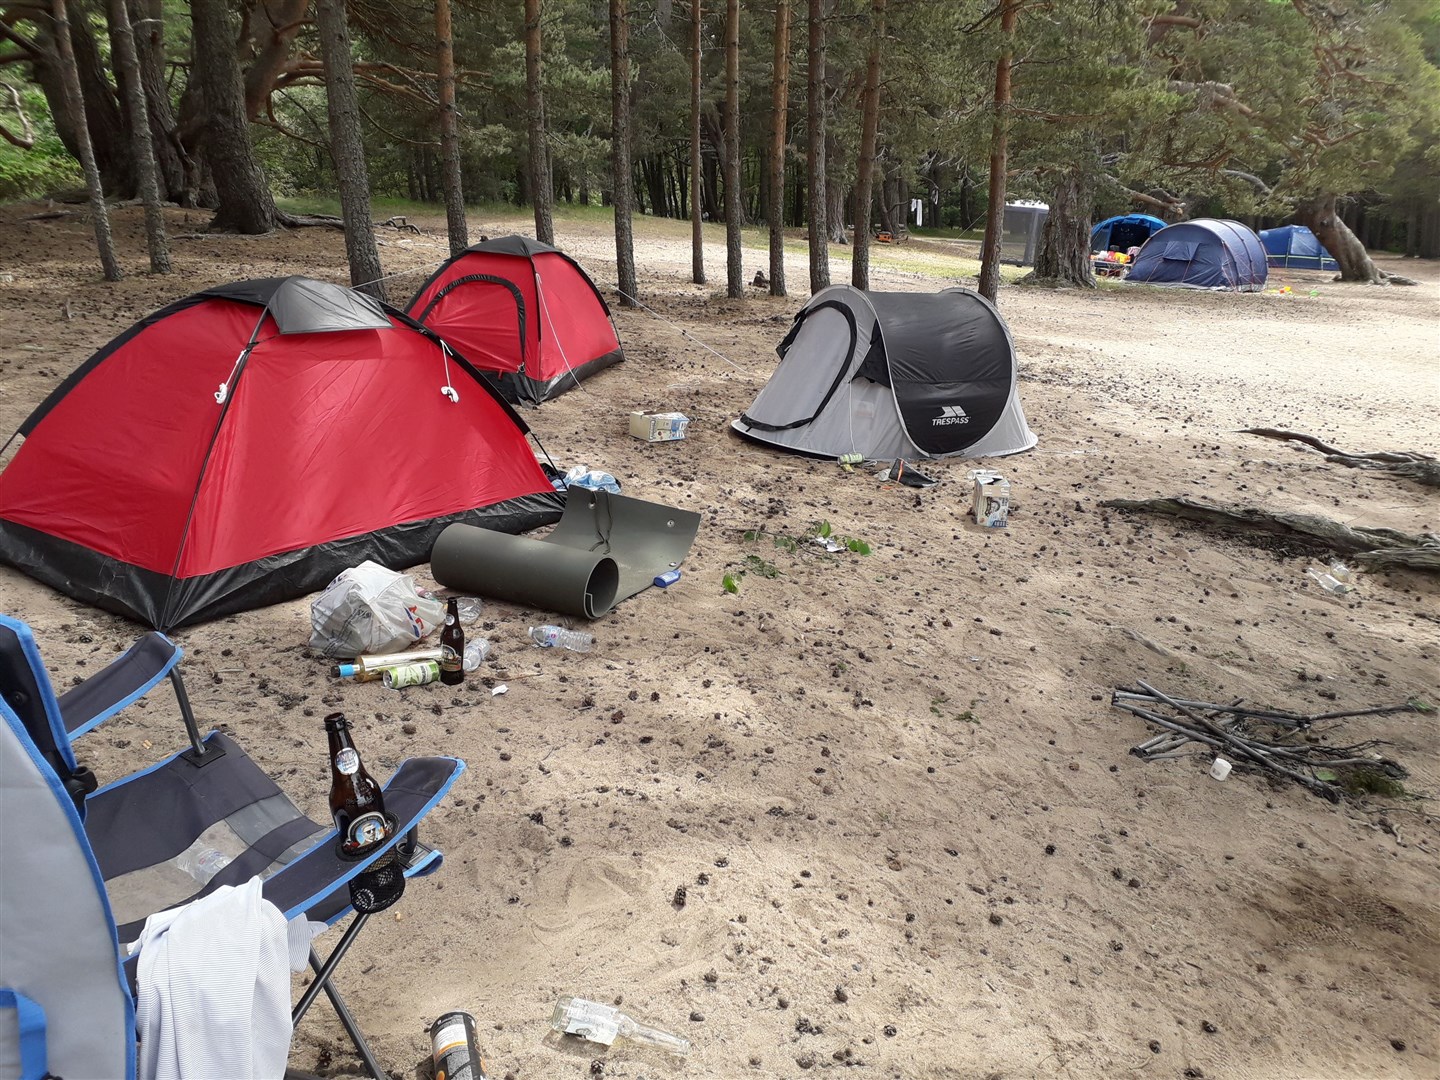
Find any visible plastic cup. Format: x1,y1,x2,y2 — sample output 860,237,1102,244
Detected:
1209,757,1232,781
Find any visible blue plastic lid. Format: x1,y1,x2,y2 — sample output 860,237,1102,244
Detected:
337,663,359,677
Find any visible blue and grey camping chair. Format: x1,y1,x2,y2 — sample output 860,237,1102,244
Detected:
0,614,466,1079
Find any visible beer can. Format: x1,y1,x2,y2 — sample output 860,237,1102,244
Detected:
430,1010,488,1080
382,661,441,689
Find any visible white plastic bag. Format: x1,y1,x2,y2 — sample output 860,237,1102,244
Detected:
309,561,446,658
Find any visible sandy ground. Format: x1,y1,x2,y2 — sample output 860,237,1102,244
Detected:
1,202,1438,1080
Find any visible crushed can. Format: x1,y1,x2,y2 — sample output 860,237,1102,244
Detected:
382,660,441,689
430,1010,488,1080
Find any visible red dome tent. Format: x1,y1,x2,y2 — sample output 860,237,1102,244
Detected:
406,235,624,404
0,277,564,630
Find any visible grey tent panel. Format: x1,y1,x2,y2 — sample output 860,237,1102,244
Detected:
266,278,392,334
733,285,1036,461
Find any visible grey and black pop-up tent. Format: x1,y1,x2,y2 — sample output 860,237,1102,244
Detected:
732,285,1037,461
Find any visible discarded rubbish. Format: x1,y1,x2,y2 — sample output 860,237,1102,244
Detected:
529,626,594,653
430,1010,489,1080
463,639,491,672
549,996,690,1056
968,470,1011,527
440,598,464,686
654,569,682,588
1114,680,1415,802
629,411,690,442
174,842,232,885
454,596,484,624
563,466,622,494
383,661,441,689
1209,757,1232,781
338,648,444,680
310,561,446,658
1306,560,1354,595
878,459,938,488
491,684,508,697
837,452,864,472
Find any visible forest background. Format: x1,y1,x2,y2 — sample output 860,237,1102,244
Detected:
1,0,1438,299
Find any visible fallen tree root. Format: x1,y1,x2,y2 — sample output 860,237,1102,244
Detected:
1240,428,1439,488
1100,496,1440,572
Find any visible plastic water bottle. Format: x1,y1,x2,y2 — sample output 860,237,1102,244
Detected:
529,625,593,653
463,638,491,671
175,843,232,884
563,466,621,494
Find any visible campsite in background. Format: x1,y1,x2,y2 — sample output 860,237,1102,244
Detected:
0,1,1436,1078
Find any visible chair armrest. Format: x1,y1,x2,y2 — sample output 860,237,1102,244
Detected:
56,632,181,739
259,755,466,925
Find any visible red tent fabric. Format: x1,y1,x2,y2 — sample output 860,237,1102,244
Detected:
0,277,564,629
406,235,623,404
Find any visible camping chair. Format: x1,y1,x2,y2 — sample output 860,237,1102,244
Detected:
0,614,465,1079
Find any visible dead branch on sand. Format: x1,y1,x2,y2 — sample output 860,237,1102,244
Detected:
1240,428,1440,489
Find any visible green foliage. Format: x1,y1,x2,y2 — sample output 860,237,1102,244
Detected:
0,85,80,200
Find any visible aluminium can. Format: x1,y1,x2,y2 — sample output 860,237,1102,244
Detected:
382,660,441,689
430,1010,488,1080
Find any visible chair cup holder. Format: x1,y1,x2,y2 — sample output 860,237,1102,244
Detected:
335,813,406,914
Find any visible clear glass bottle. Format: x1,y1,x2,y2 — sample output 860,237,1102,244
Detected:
549,996,690,1056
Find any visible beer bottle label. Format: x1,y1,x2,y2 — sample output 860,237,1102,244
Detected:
441,644,460,667
335,748,359,775
347,811,389,849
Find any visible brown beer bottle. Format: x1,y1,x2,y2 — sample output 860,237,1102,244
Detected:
325,712,390,854
439,597,464,685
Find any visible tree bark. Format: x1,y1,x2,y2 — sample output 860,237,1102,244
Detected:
32,7,132,198
437,0,470,254
107,0,169,272
524,0,554,245
767,0,790,296
1022,169,1094,288
690,0,705,284
53,0,120,280
610,0,638,306
724,0,743,297
191,0,282,233
316,0,385,299
806,0,829,293
133,0,192,205
850,0,883,290
242,0,309,123
976,0,1017,304
1293,193,1411,285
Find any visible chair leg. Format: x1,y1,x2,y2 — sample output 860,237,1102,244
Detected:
291,913,388,1080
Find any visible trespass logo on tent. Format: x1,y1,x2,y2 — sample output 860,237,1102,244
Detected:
932,405,970,426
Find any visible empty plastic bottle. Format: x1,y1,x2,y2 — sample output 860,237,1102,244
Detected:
549,996,689,1056
463,638,491,671
528,625,593,653
175,843,232,884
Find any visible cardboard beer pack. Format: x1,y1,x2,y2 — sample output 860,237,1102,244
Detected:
968,470,1011,528
629,411,690,442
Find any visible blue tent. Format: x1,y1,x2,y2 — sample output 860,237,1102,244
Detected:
1091,214,1167,253
1259,224,1339,272
1125,219,1268,291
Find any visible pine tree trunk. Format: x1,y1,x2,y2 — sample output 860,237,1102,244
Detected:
611,0,638,306
134,0,192,205
35,7,133,198
107,0,169,273
1023,170,1094,288
806,0,829,293
53,0,121,280
524,0,554,245
316,0,385,299
438,0,469,254
1295,193,1385,284
850,0,883,290
724,0,743,297
191,0,281,233
826,130,847,245
690,0,705,284
977,0,1017,303
767,0,790,296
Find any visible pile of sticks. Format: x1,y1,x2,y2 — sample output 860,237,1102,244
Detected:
1113,680,1414,802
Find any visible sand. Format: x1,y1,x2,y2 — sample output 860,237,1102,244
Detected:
0,202,1437,1080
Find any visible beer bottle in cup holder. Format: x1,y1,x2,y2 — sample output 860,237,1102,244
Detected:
325,712,405,912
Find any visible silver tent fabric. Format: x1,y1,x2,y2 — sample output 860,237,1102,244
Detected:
0,706,134,1080
266,278,392,334
732,285,1037,461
